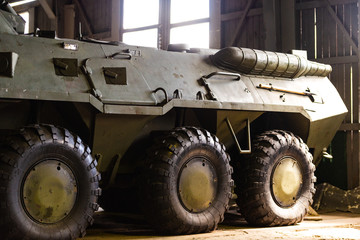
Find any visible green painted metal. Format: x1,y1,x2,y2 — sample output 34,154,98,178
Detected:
0,2,349,236
0,0,347,200
0,9,21,34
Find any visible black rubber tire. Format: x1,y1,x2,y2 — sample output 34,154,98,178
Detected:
234,130,316,226
140,127,233,235
0,124,101,240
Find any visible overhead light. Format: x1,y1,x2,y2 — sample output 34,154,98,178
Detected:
9,0,37,7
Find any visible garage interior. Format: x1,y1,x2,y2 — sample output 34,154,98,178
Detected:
4,0,360,239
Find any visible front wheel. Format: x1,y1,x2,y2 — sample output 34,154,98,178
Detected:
140,127,233,234
0,125,101,240
234,130,316,226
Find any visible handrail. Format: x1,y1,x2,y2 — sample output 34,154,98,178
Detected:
204,71,241,80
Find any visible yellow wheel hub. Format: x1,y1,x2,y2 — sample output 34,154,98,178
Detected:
271,157,303,207
178,158,217,213
22,160,78,224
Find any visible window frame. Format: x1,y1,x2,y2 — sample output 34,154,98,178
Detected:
119,0,211,49
18,8,34,34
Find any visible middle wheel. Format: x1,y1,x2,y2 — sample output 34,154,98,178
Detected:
141,127,233,235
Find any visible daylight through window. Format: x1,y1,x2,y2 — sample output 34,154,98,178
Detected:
121,0,209,49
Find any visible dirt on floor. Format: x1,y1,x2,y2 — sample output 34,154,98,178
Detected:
82,210,360,240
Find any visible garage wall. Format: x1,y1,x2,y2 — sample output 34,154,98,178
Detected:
296,0,360,189
56,0,112,39
219,0,265,49
217,0,360,190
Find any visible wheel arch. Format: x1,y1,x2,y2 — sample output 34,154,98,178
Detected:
0,99,97,145
250,112,310,144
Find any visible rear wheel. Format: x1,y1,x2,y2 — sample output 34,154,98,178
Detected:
234,130,316,226
0,125,101,240
141,127,233,234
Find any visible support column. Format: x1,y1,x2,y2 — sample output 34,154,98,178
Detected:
263,0,280,51
280,0,296,52
110,0,121,41
63,4,75,39
209,0,221,49
159,0,171,50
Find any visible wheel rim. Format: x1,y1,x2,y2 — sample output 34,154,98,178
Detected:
22,160,78,224
178,157,218,213
271,157,303,207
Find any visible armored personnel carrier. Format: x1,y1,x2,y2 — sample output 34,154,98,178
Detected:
0,1,347,239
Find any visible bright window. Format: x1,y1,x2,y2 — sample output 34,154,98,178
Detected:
170,23,209,48
123,29,158,48
123,0,159,29
122,0,159,48
170,0,209,24
19,11,29,34
121,0,209,49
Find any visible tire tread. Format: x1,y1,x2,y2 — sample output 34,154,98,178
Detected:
234,130,315,227
0,124,101,240
141,127,232,235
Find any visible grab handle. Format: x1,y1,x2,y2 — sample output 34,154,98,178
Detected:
204,71,241,80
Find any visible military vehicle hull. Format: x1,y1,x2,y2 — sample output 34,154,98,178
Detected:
0,33,346,161
0,3,347,240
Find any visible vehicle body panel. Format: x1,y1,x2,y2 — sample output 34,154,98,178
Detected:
0,9,347,174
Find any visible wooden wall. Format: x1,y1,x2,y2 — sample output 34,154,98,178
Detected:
220,0,265,48
216,0,297,52
296,0,360,189
82,0,111,34
55,0,112,39
219,0,360,189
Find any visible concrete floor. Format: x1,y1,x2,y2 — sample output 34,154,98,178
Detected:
82,211,360,240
